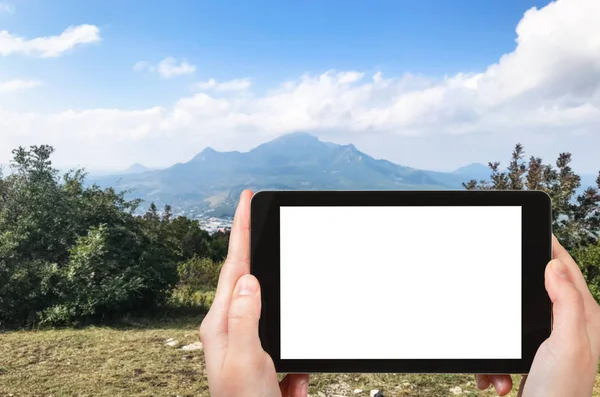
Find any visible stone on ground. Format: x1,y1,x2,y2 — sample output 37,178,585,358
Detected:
181,341,203,351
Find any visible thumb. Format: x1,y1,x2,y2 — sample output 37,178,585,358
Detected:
545,259,587,342
227,274,264,359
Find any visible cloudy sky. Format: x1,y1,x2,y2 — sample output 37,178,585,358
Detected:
1,0,599,173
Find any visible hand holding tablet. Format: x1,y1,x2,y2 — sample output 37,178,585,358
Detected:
201,190,600,397
252,190,553,373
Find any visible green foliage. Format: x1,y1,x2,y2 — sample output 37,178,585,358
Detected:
464,144,600,250
572,242,600,302
0,145,229,328
165,256,223,310
177,256,223,290
464,144,600,301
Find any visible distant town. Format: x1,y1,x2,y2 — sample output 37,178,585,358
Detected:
197,216,233,234
150,208,233,234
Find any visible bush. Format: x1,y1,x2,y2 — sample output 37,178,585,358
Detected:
177,256,223,291
0,146,180,327
37,224,181,326
573,242,600,303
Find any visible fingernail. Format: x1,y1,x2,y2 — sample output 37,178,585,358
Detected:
551,259,569,279
477,379,487,390
236,275,258,296
496,379,504,392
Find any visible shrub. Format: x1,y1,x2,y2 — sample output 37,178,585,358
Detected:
0,146,179,327
177,256,223,291
573,242,600,303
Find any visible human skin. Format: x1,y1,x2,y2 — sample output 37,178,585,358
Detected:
202,190,600,397
476,235,600,397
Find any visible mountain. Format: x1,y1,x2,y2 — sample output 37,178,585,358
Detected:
90,133,483,217
453,163,491,179
122,163,152,174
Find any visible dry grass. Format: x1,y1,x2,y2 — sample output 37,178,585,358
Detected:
1,317,599,396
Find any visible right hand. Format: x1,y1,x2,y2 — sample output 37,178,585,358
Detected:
476,236,600,396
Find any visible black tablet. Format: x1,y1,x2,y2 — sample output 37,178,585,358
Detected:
250,190,552,374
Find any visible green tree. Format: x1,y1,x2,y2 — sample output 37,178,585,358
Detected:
464,144,600,251
464,144,600,303
163,215,228,263
572,243,600,302
0,146,178,327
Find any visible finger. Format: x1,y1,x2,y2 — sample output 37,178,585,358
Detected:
488,375,512,396
287,374,310,397
516,375,527,397
279,374,291,396
552,235,595,304
552,235,600,355
227,274,264,361
202,190,253,338
545,259,588,343
227,189,253,264
475,374,491,390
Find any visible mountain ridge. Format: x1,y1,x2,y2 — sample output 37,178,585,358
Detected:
91,133,485,217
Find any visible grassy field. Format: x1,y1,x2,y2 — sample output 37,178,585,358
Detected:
1,315,599,397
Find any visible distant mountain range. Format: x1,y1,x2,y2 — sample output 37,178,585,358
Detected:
4,133,597,218
90,133,495,218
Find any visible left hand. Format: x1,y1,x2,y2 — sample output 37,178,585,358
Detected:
200,189,310,397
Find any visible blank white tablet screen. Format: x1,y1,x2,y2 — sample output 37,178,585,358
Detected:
280,206,522,360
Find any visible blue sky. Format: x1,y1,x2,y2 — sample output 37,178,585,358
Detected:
3,0,547,110
1,0,599,173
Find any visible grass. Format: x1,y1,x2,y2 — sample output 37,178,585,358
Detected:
1,308,600,396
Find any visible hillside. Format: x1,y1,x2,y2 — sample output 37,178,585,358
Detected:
91,133,483,217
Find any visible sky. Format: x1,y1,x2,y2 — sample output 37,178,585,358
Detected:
1,0,599,173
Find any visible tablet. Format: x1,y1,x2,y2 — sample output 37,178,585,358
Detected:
250,190,552,374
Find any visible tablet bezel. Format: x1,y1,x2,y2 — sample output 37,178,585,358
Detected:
250,190,552,373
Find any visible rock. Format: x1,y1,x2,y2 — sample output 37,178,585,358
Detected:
166,340,179,347
181,341,203,351
449,386,463,395
353,389,362,394
165,338,174,343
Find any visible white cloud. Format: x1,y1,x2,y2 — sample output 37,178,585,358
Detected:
132,61,151,72
157,57,196,78
0,24,101,57
0,79,41,93
1,0,600,171
0,2,15,14
194,78,251,92
134,57,196,79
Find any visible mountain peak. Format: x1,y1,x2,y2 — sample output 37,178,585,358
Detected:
201,147,218,154
123,163,150,174
269,132,320,144
191,147,220,161
250,132,326,155
453,163,489,175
